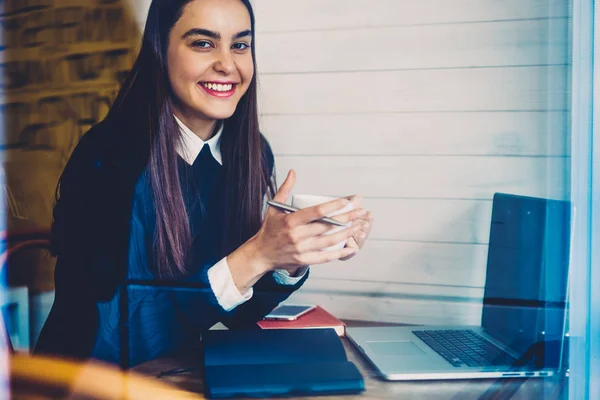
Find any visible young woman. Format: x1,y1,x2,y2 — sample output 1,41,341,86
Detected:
35,0,373,367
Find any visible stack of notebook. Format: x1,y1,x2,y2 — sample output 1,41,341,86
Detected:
257,305,346,336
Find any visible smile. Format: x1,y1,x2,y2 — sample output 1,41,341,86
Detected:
199,82,237,98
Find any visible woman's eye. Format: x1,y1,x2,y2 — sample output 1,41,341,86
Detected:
192,40,212,49
232,42,250,51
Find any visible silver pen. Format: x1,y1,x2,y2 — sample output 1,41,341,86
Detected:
266,200,347,227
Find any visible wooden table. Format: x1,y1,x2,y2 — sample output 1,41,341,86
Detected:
133,322,567,400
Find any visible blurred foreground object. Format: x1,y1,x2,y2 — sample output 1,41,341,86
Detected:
5,353,203,399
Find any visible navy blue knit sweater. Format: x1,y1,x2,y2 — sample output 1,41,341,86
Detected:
35,117,308,367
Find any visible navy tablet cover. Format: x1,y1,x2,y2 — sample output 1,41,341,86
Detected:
203,328,364,398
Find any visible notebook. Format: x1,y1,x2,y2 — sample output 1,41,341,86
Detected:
203,328,364,398
257,306,346,336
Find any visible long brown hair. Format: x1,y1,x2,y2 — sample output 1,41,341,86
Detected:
104,0,274,278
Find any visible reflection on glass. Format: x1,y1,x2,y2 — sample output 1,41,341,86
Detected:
482,193,570,371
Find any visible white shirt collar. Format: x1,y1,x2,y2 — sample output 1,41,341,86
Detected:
174,115,223,166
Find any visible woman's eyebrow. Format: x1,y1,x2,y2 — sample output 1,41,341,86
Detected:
182,28,253,40
182,28,220,40
233,30,252,40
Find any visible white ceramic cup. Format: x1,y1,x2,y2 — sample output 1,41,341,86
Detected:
291,194,355,251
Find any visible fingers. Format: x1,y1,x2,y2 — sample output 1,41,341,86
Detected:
344,237,360,251
293,246,358,266
286,197,351,227
291,208,368,239
350,210,373,235
298,224,361,253
292,220,337,239
330,208,368,225
339,238,359,261
272,170,296,203
352,217,372,249
353,218,371,232
344,195,362,209
355,229,369,248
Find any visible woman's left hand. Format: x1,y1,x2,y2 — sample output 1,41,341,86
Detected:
340,195,373,261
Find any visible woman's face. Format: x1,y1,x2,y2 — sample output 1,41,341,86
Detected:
167,0,254,121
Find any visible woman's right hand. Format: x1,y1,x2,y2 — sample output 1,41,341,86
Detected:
249,170,366,272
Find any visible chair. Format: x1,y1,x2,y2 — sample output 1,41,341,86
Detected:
0,238,53,351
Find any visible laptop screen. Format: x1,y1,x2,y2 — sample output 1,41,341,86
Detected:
481,193,570,368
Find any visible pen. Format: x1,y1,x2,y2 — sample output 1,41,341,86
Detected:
266,200,347,227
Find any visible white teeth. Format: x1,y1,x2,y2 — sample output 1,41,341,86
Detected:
202,83,233,92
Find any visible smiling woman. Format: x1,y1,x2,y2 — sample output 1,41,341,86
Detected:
33,0,371,368
167,0,255,126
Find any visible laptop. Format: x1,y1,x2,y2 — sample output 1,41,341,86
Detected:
347,193,571,380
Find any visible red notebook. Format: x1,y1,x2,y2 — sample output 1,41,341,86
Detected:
257,306,346,336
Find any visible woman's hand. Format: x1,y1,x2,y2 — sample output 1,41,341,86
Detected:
339,195,373,261
250,170,367,270
227,170,367,292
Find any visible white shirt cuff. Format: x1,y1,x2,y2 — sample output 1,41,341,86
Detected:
272,267,309,285
207,257,253,312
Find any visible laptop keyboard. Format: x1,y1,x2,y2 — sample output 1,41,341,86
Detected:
412,330,517,368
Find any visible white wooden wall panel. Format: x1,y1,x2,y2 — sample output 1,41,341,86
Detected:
254,0,568,32
258,67,568,115
358,198,492,244
275,156,568,200
261,112,568,156
307,241,489,288
254,1,570,325
285,279,484,325
298,279,484,301
256,19,568,73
